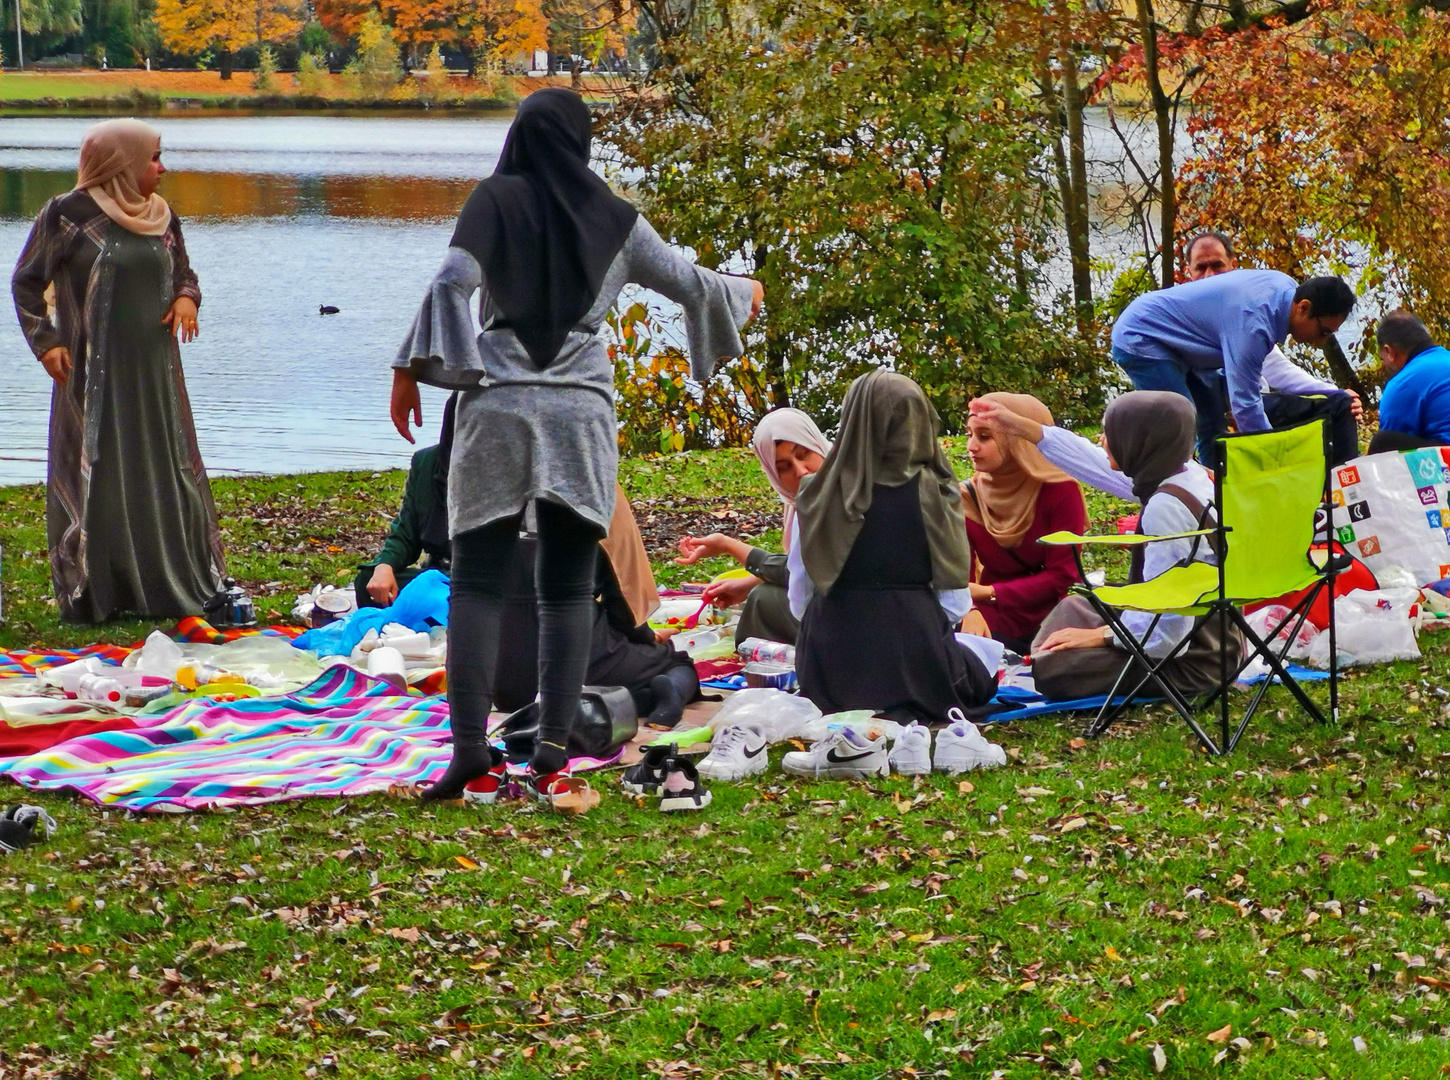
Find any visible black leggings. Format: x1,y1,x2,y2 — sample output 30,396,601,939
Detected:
448,501,602,773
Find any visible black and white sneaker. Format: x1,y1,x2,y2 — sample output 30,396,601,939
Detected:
697,723,770,781
658,755,712,812
0,805,57,854
620,743,674,795
780,727,890,779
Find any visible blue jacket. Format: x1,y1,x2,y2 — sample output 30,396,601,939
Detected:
1379,345,1450,444
1112,268,1296,434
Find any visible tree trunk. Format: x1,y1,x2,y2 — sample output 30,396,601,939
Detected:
754,242,789,409
220,47,233,80
1137,0,1177,288
1059,44,1093,330
1323,336,1371,403
1039,56,1092,333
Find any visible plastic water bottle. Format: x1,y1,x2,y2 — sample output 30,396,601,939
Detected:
77,674,126,704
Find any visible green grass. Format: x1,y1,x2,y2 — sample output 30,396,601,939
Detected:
3,448,1448,1079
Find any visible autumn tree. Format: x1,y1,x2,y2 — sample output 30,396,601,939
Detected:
599,0,1106,433
155,0,305,79
315,0,546,69
1179,1,1450,382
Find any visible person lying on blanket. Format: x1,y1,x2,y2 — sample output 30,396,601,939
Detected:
492,485,700,730
356,395,456,608
968,390,1245,703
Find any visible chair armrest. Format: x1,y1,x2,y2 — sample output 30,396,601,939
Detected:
1040,529,1216,547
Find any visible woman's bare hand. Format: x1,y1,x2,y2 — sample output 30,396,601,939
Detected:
162,296,199,343
968,396,1043,444
40,346,72,385
391,368,423,443
748,279,764,321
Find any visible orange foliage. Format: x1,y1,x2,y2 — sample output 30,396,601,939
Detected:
315,0,547,57
155,0,305,52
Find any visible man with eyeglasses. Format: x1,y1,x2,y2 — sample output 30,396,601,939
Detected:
1111,265,1357,467
1370,310,1450,454
1181,232,1362,465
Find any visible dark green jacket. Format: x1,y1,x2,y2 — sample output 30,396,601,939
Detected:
364,445,448,572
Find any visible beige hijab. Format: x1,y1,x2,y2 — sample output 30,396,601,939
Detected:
751,408,833,551
73,119,171,237
599,483,660,626
964,392,1080,548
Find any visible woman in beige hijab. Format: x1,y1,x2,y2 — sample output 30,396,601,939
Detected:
12,119,226,623
961,392,1088,654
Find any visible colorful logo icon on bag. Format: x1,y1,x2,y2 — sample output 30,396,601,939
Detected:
1408,450,1444,486
1349,501,1372,522
1336,524,1355,544
1357,536,1381,557
1337,466,1360,487
1418,486,1439,506
1330,489,1346,507
1430,511,1445,529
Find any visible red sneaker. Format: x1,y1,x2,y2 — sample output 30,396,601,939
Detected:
523,768,599,814
461,760,509,806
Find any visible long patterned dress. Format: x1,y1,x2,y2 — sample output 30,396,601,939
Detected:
11,190,226,623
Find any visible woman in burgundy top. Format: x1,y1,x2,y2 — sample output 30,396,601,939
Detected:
962,393,1088,655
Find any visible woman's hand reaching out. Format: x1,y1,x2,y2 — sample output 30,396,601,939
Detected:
701,574,758,608
968,396,1044,444
676,532,751,566
748,279,764,321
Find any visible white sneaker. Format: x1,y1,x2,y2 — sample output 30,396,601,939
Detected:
697,723,770,782
888,721,932,776
933,709,1007,773
781,727,890,779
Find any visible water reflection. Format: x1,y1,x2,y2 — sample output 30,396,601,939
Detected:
0,170,478,222
0,115,514,484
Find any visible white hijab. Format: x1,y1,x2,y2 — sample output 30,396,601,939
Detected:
751,408,833,551
73,119,171,237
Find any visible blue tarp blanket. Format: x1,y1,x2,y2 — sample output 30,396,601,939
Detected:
293,570,450,657
699,664,1333,720
979,664,1330,724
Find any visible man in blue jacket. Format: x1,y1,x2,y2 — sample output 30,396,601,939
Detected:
1370,311,1450,454
1112,269,1357,464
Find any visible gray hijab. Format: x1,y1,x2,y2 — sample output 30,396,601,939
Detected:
796,370,973,595
1102,391,1197,503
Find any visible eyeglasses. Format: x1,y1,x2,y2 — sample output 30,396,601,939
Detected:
1314,316,1338,342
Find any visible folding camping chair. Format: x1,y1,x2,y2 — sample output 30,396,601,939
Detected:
1040,420,1339,755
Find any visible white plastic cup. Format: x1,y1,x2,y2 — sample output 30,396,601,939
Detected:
366,646,407,682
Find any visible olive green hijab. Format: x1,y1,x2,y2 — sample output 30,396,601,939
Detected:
796,370,973,595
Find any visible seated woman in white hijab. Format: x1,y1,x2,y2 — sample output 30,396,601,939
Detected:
675,408,831,645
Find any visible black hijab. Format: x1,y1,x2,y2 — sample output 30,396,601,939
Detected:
420,393,458,556
1102,391,1197,503
450,88,638,370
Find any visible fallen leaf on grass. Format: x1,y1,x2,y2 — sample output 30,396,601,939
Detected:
925,1008,956,1023
454,856,480,870
1205,1024,1232,1043
384,927,420,943
1104,946,1122,962
957,780,974,794
1152,1044,1167,1073
1060,817,1089,833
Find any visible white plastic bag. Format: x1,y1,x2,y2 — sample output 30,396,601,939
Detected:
709,688,823,743
1243,604,1319,662
124,630,186,680
1306,588,1421,669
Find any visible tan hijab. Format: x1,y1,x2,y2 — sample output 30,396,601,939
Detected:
964,392,1080,548
796,370,973,596
599,483,660,626
73,119,171,237
751,408,832,551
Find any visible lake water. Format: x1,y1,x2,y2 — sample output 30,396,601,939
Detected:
0,116,515,484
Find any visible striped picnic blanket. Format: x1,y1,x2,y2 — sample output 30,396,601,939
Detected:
2,666,453,812
0,620,303,679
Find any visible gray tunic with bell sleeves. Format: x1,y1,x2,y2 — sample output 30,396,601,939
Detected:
395,215,755,537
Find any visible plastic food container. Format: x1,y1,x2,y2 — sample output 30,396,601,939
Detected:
743,661,797,691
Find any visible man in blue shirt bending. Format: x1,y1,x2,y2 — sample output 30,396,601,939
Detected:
1112,269,1357,464
1369,310,1450,454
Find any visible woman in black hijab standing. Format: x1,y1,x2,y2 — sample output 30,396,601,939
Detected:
393,89,762,805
